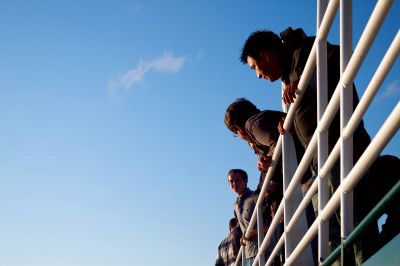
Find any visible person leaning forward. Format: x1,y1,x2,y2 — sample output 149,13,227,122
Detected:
240,27,378,265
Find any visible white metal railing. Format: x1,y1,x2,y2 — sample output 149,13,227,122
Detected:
234,0,398,265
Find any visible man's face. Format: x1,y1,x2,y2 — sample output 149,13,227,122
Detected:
228,172,247,195
246,50,282,82
229,226,235,234
233,126,251,142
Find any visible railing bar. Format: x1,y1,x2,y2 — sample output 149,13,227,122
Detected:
285,0,395,201
238,1,396,265
265,232,285,266
322,180,400,266
251,202,284,266
257,205,265,266
285,29,399,233
340,0,354,257
344,30,400,138
280,30,399,263
284,102,400,265
283,0,339,133
318,0,330,261
286,178,318,232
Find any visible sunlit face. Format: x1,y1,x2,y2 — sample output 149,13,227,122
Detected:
228,172,247,195
246,50,282,82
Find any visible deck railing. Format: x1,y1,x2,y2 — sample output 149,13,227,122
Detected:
234,0,399,265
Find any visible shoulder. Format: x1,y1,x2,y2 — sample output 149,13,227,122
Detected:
246,111,284,132
247,110,283,124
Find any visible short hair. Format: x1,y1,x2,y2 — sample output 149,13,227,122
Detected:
227,169,248,183
240,30,283,64
224,98,260,132
229,218,238,229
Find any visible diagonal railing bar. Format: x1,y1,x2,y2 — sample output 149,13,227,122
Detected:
287,29,399,234
322,180,400,266
284,102,400,266
234,1,396,265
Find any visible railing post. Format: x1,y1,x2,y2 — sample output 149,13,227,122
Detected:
282,131,314,265
317,0,330,264
256,205,265,266
242,247,245,266
340,0,354,264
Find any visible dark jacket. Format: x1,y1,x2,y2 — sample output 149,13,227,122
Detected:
280,28,371,174
245,110,312,186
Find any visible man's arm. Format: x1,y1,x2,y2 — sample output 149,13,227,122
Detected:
241,224,270,243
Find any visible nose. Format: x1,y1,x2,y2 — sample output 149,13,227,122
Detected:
256,70,263,79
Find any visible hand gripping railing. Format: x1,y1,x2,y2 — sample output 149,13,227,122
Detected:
233,0,398,265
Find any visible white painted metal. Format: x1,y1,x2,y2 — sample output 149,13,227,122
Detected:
234,2,397,266
251,202,284,266
265,233,285,266
340,0,354,248
317,0,329,262
282,134,314,265
283,0,339,133
256,205,265,266
284,103,400,266
295,31,399,234
345,31,400,137
286,178,318,232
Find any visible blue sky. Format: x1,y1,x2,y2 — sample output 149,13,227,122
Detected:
0,1,398,266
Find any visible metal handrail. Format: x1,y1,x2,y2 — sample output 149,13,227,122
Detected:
322,180,400,266
233,0,397,265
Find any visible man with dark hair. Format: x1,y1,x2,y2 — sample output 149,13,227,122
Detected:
215,218,242,266
240,27,371,175
224,98,310,193
225,99,315,265
240,27,377,265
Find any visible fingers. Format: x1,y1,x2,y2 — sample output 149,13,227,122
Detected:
240,236,247,246
257,156,271,171
278,120,285,135
282,81,298,104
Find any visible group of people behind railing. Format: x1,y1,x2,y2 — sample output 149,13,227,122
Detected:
215,27,399,266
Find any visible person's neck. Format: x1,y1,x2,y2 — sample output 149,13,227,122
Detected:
237,187,248,197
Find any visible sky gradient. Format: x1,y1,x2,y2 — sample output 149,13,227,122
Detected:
0,1,399,266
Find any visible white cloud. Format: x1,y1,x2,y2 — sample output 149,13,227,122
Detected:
109,52,186,94
379,79,400,99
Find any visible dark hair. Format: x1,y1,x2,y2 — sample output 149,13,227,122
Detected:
224,98,260,132
227,169,248,183
229,218,238,229
240,30,283,64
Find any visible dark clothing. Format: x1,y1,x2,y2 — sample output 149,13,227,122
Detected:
215,226,242,266
234,188,276,263
280,30,371,174
245,110,312,186
245,110,285,192
245,110,283,159
280,27,377,264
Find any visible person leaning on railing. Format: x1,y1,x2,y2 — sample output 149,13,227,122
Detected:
215,217,242,266
227,169,272,266
224,97,312,196
239,27,379,265
224,99,315,265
